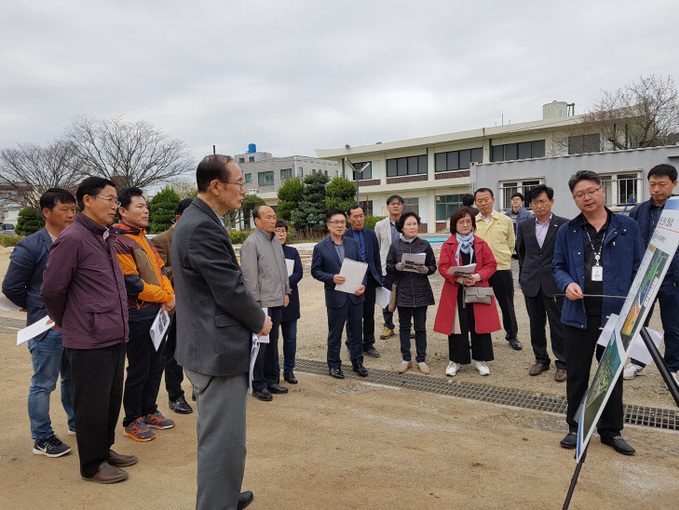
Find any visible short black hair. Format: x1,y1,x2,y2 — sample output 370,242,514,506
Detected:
648,164,678,182
462,194,475,207
347,204,363,216
117,187,145,209
275,218,288,231
568,170,601,193
386,195,404,206
474,188,494,199
40,188,76,212
175,198,193,216
326,209,346,221
76,177,116,210
196,154,234,192
395,211,420,232
511,192,524,201
527,184,554,203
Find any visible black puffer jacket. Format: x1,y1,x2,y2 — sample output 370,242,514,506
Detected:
386,236,437,308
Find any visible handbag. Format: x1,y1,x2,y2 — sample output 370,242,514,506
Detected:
388,283,398,312
463,286,494,305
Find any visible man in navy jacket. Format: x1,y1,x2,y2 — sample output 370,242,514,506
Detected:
345,204,383,358
553,171,644,456
312,209,368,379
3,188,76,458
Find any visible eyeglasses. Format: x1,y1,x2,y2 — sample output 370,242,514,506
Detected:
573,186,603,200
92,195,121,207
328,220,346,225
388,202,403,206
274,229,287,235
224,180,246,190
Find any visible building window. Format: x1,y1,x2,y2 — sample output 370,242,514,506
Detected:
351,161,373,180
568,134,601,154
249,156,255,162
386,155,427,177
258,171,274,187
238,157,245,163
299,167,304,178
436,194,464,221
358,200,374,216
500,179,542,210
434,148,483,172
280,168,292,180
403,197,419,216
601,172,641,208
492,140,545,162
244,173,252,184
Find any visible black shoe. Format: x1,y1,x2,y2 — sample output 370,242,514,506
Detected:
191,391,196,401
284,372,298,384
268,383,289,394
352,364,369,377
560,432,577,449
329,367,345,379
169,396,193,414
364,347,380,357
33,435,72,458
508,338,523,350
601,435,635,455
238,490,254,510
253,388,273,401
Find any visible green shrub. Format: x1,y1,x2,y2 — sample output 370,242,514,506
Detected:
149,188,180,234
364,215,385,230
15,208,45,236
0,235,24,247
228,230,253,244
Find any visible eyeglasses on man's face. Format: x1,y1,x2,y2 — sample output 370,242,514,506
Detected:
92,195,121,208
328,220,346,225
573,186,603,200
224,180,246,190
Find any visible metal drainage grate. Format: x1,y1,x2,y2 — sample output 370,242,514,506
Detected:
0,316,27,329
296,358,679,431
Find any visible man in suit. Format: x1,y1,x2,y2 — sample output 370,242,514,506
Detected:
172,154,272,510
345,204,383,358
312,209,368,379
3,188,76,458
516,185,568,382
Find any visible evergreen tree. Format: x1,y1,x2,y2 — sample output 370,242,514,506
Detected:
15,208,45,236
276,177,304,220
148,187,180,234
325,176,356,213
291,172,330,232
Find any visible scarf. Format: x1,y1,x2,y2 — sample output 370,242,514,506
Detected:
400,233,417,244
455,232,474,265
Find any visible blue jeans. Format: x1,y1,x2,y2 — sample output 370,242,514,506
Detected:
281,320,297,374
27,329,75,442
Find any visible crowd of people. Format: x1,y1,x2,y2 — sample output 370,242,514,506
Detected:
4,157,679,508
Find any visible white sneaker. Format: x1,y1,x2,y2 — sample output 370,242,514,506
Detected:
623,363,644,380
473,360,490,376
445,361,460,377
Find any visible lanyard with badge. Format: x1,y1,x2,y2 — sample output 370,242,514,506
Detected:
585,229,604,282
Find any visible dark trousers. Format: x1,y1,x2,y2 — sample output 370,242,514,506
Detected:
489,270,518,340
398,306,428,363
347,277,377,350
524,291,566,370
281,320,297,374
563,319,624,437
123,317,167,426
163,315,186,401
449,296,493,364
253,306,282,391
327,300,363,369
66,343,125,478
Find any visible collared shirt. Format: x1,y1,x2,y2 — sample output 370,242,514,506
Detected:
354,228,367,262
333,237,345,261
390,221,398,243
535,214,552,249
474,210,515,270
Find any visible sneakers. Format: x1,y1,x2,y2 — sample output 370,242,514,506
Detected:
473,360,490,376
33,435,71,458
417,362,431,375
397,360,413,373
623,363,644,380
145,411,175,429
68,428,76,436
445,361,460,377
124,417,155,441
380,326,394,339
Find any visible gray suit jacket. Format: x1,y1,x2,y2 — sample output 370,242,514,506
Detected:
172,198,265,376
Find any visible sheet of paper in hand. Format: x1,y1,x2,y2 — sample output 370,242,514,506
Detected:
335,259,368,294
447,263,476,276
400,252,426,273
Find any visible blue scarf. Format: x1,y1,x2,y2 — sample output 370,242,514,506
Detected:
455,232,474,265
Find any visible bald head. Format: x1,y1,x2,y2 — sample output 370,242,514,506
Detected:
253,205,276,233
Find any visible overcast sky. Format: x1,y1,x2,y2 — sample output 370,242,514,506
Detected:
1,1,677,178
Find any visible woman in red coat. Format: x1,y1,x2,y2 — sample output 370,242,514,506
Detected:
434,207,501,376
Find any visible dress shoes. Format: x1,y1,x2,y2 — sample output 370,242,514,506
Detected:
508,338,523,350
554,368,567,383
238,490,254,510
364,347,381,357
82,461,128,484
352,364,369,377
169,396,194,414
284,372,298,384
108,450,138,467
601,435,635,455
268,383,288,394
529,363,550,376
329,367,345,379
253,388,273,401
560,432,577,449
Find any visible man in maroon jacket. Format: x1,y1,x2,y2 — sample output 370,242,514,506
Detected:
42,177,137,484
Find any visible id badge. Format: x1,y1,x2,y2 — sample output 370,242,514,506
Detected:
591,266,603,282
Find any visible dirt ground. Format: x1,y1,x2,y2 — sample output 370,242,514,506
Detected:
1,244,678,509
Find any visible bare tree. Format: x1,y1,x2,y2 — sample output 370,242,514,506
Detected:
0,140,83,210
67,116,194,188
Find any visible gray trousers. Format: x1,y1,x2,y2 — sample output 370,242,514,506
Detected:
186,369,248,510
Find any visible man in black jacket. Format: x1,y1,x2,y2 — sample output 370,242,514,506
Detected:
516,185,568,382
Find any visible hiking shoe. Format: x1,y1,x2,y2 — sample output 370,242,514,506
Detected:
623,363,644,380
145,411,175,430
380,326,394,339
124,417,155,441
33,435,71,458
